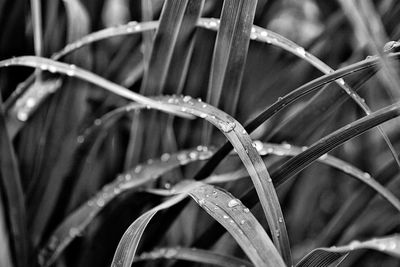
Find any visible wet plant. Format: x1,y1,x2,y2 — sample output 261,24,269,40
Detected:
1,0,400,266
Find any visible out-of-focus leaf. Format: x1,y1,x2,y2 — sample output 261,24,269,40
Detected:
189,184,285,267
0,56,194,119
193,52,400,181
134,247,253,267
111,193,190,267
203,0,257,143
0,189,14,267
0,97,28,267
38,147,213,267
296,234,400,267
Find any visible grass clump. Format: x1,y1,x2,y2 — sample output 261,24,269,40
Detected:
0,0,400,266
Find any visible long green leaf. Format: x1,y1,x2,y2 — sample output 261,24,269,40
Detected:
0,56,194,119
203,0,257,143
296,234,400,267
135,247,253,267
189,184,285,267
0,97,28,267
38,147,213,266
193,52,400,181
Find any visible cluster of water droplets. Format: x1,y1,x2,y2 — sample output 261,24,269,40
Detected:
138,247,179,261
199,17,220,30
14,79,62,122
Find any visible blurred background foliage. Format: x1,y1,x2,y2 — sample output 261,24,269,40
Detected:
0,0,400,266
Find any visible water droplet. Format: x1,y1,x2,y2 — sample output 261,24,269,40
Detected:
202,104,208,108
219,121,236,133
363,172,371,179
240,220,245,225
125,173,132,181
17,111,28,121
282,142,291,149
69,228,80,237
383,40,400,53
228,199,240,208
189,151,198,159
94,119,101,126
223,215,229,219
198,199,205,206
161,153,170,161
164,248,177,258
48,65,57,73
48,236,58,250
296,47,306,56
243,208,250,213
347,240,360,250
378,243,386,251
387,240,397,250
199,113,208,119
77,135,85,143
164,182,171,189
278,217,283,223
113,187,121,194
275,229,281,238
209,20,218,28
183,95,192,102
181,107,187,112
177,153,188,162
134,165,142,173
260,31,268,37
96,198,105,207
319,153,328,160
40,64,48,71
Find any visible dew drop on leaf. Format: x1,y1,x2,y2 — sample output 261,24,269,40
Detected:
227,199,240,208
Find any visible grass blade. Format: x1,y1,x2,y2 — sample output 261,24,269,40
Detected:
0,97,28,267
296,234,400,267
189,184,285,267
158,95,292,263
0,191,14,267
125,0,204,167
203,0,257,142
38,147,213,266
134,247,253,267
0,56,194,119
193,52,400,182
111,193,190,267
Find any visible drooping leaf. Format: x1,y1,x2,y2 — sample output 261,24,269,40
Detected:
296,234,400,267
193,52,400,181
134,247,253,267
189,184,285,267
38,147,213,267
0,56,194,119
203,0,258,143
0,96,28,267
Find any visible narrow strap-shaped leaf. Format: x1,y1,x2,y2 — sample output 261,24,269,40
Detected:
157,95,292,263
6,0,90,130
193,52,400,181
111,193,190,267
296,234,400,267
201,19,400,170
125,0,203,166
140,0,201,95
203,0,257,143
0,56,194,119
316,159,399,247
189,184,285,267
38,147,213,266
1,55,291,261
271,101,400,191
134,247,253,267
0,98,28,267
0,192,14,267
